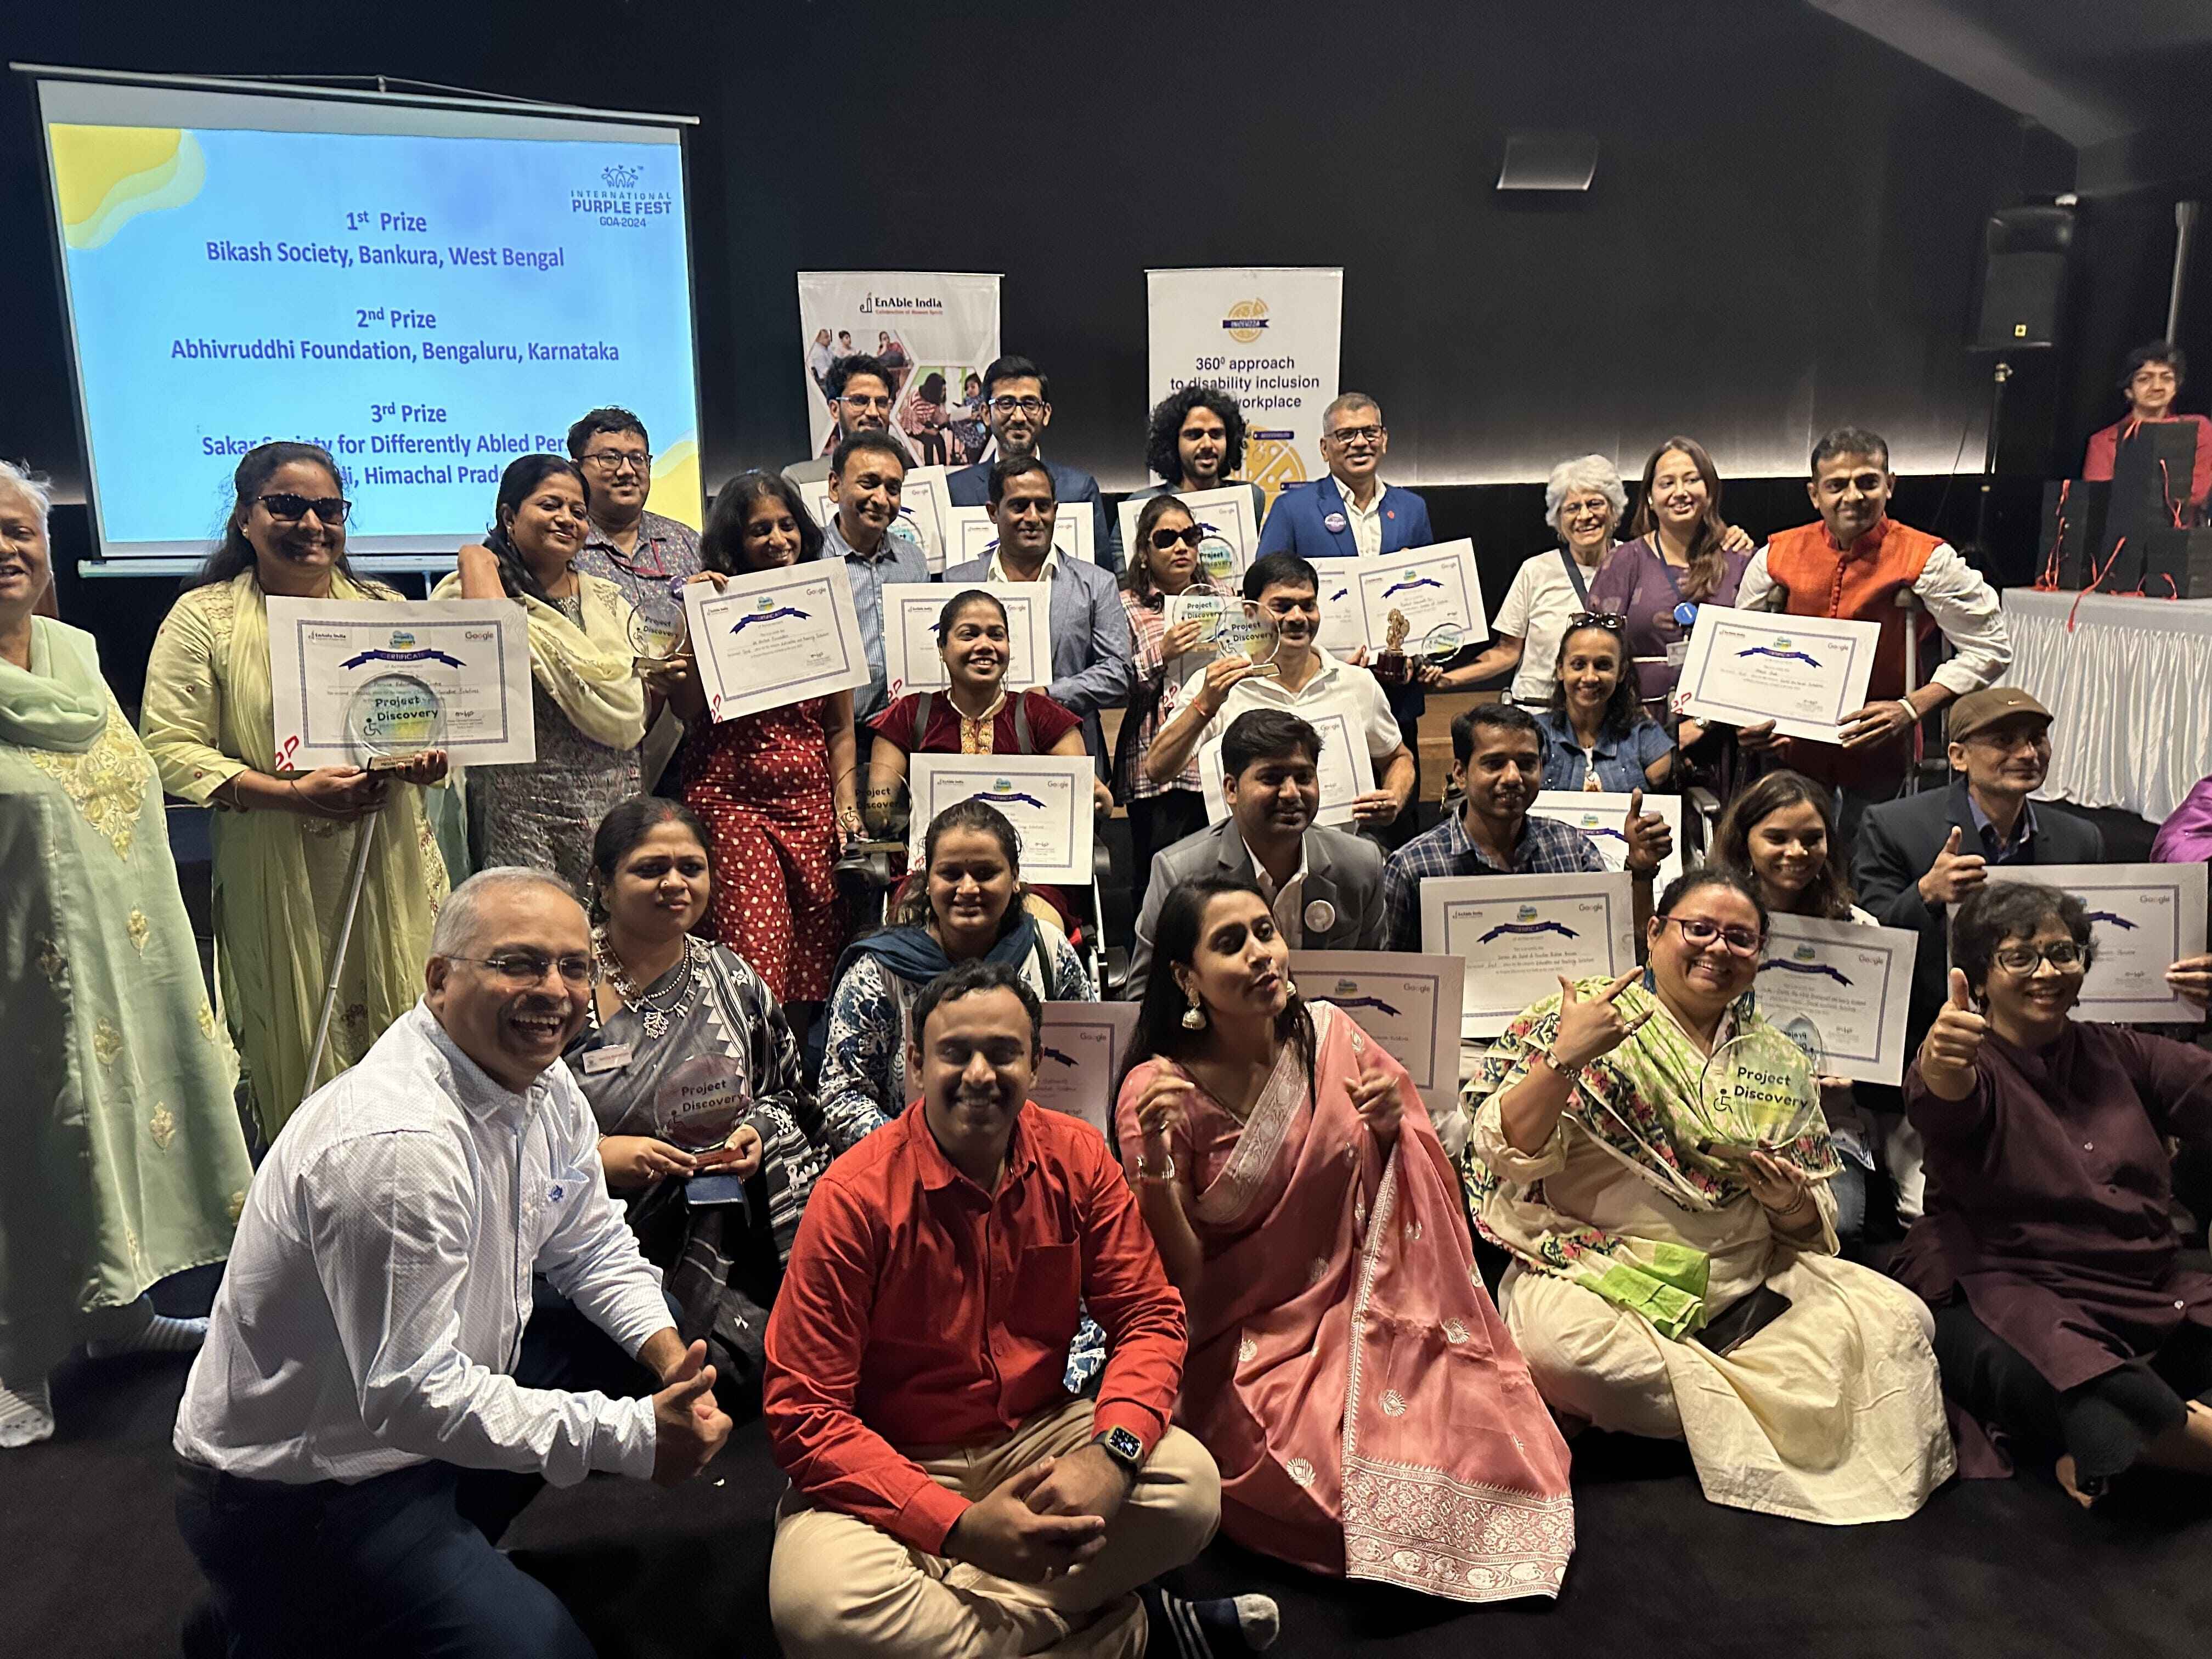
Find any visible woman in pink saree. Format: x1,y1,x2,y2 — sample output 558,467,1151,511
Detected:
1113,876,1575,1602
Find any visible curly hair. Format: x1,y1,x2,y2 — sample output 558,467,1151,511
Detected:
1144,385,1248,486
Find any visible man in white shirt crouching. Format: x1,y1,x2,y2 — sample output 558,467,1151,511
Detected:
174,867,730,1659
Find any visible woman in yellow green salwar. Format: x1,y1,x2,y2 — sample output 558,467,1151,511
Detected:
140,443,449,1141
1,462,253,1447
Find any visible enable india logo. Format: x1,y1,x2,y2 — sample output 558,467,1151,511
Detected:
1221,299,1269,342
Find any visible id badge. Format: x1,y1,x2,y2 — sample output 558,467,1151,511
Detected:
1666,637,1689,669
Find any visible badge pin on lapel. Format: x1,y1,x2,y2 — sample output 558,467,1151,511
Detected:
1323,512,1348,533
1304,899,1336,933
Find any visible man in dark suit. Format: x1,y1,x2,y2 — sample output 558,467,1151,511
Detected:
946,354,1120,573
1854,687,2104,1039
1126,709,1386,1000
1255,393,1435,847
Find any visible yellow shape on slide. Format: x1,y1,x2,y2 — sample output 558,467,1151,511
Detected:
647,437,703,529
50,125,207,250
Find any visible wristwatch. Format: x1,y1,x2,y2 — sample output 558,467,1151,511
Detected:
1093,1425,1144,1474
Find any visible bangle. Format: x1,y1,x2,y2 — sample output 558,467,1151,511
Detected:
1134,1150,1176,1184
1896,697,1918,726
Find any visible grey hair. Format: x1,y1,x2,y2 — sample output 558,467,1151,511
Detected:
1544,454,1628,529
428,866,580,959
1322,391,1381,427
0,460,53,529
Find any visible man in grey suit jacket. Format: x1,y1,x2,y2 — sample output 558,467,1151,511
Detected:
1127,709,1386,1000
941,457,1133,771
1853,686,2106,1046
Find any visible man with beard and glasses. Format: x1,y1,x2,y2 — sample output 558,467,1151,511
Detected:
765,959,1278,1659
947,353,1121,574
941,456,1134,772
173,868,730,1659
1380,703,1671,954
788,353,912,487
1126,709,1386,1001
1143,552,1414,834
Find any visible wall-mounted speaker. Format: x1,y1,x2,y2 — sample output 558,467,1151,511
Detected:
1973,203,2074,351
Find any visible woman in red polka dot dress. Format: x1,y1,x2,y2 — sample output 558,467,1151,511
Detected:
659,472,858,1015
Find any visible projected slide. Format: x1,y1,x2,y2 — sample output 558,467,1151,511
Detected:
37,78,702,556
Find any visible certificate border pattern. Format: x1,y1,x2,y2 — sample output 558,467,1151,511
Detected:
287,613,519,756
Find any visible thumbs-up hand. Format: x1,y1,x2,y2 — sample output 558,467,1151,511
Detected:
651,1339,732,1486
1622,787,1672,876
1916,825,1988,908
1917,966,1988,1096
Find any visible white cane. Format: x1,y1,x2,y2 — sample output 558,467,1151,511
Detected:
301,808,379,1107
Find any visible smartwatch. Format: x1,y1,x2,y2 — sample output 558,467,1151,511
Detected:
1093,1425,1144,1474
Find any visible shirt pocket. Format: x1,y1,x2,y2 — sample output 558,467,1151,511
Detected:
530,1166,600,1253
1005,1240,1081,1345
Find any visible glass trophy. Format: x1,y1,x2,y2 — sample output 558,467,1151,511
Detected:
1194,522,1238,584
1689,1026,1824,1152
1421,621,1467,663
627,588,689,673
344,672,447,772
858,772,912,850
1181,591,1234,644
653,1052,754,1208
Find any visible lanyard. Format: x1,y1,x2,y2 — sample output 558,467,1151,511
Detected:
1555,545,1593,607
1646,542,1699,629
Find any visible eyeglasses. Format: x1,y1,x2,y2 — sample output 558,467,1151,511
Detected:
1325,424,1385,445
448,950,594,987
990,396,1045,416
1150,524,1204,550
1992,940,2086,974
1657,915,1763,955
840,393,893,411
580,449,651,473
257,493,351,524
1567,611,1628,631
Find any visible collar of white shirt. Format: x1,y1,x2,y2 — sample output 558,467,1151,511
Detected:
1240,832,1310,941
1339,477,1387,519
988,543,1060,583
412,1000,551,1125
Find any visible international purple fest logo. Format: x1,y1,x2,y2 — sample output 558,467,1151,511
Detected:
571,160,674,223
601,164,641,188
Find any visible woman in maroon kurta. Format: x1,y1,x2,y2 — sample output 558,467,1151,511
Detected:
668,472,856,1005
1896,879,2212,1506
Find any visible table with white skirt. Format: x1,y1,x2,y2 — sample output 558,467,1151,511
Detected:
2001,587,2212,824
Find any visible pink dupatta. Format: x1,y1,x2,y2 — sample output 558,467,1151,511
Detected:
1116,1003,1575,1602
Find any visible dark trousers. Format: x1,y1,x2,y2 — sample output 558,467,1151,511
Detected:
177,1285,654,1659
1932,1300,2212,1494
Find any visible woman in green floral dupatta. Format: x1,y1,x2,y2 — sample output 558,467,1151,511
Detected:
142,443,450,1141
1460,867,1954,1525
1,462,253,1448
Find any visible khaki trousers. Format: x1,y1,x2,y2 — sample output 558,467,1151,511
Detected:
770,1397,1221,1659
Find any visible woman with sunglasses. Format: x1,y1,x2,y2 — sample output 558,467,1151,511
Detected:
142,442,450,1137
1896,881,2212,1509
1462,867,1953,1522
1114,495,1227,894
1536,615,1673,792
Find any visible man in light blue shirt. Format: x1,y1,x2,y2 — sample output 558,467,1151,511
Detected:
941,456,1133,771
825,431,932,729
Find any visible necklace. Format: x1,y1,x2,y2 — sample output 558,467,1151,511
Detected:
592,926,708,1039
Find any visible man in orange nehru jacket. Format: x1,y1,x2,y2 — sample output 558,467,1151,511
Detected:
1733,425,2011,834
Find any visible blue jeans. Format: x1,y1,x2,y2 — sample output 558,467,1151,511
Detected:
177,1284,654,1659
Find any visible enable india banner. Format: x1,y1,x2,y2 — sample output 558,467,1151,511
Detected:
1146,267,1341,508
797,271,1001,466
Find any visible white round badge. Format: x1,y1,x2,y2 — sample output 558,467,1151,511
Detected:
1304,899,1336,933
1323,512,1348,533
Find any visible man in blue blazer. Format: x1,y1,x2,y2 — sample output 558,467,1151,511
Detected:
1255,392,1434,845
946,354,1121,573
941,457,1134,774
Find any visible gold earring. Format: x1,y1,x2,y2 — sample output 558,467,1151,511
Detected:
1181,990,1207,1031
1283,977,1298,1000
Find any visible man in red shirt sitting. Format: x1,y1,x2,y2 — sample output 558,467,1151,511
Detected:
764,959,1278,1659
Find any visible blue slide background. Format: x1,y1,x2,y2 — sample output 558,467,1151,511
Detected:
58,125,699,550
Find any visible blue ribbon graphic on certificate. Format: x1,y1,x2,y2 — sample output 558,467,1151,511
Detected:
1421,874,1637,1037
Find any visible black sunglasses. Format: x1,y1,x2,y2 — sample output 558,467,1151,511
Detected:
257,493,352,525
1149,524,1204,550
1567,610,1627,631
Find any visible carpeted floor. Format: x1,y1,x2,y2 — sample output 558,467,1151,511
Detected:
7,1263,2211,1659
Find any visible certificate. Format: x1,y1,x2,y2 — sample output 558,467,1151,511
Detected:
1984,862,2208,1023
1420,872,1638,1037
1350,539,1488,652
909,752,1094,883
1032,1003,1139,1135
1290,951,1465,1101
943,503,1094,567
880,582,1048,698
1528,790,1684,886
683,562,872,724
267,597,535,768
1754,915,1920,1085
797,467,951,574
1675,606,1882,743
1116,484,1263,584
1198,699,1376,827
1313,561,1370,656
